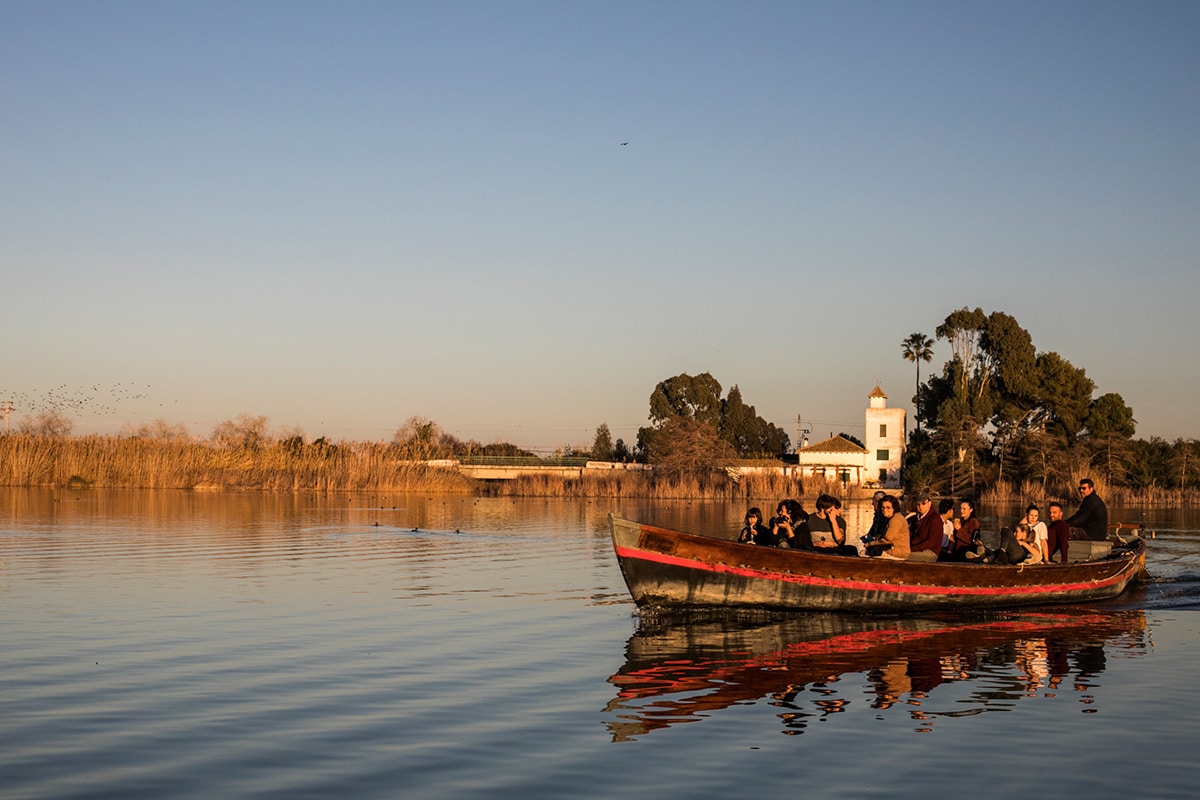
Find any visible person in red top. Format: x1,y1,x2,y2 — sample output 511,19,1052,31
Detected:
946,498,981,561
1046,500,1071,563
908,494,942,561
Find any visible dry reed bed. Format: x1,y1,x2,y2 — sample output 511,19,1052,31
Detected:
3,435,1195,503
980,477,1200,507
0,435,473,493
0,436,839,500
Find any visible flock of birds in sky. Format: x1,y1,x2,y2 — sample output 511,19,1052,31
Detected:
1,382,161,420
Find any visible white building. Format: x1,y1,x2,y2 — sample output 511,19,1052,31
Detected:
795,386,905,489
864,386,905,488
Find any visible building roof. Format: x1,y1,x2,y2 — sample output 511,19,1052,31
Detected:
798,435,867,454
869,385,887,399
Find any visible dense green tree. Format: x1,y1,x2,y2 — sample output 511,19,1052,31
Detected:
979,310,1038,400
720,385,757,454
915,307,1131,493
991,351,1091,485
592,423,614,461
639,372,788,466
901,428,938,492
1032,352,1094,438
721,385,790,457
647,372,723,427
1085,393,1136,438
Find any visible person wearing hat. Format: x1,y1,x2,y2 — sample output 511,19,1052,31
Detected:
908,493,942,562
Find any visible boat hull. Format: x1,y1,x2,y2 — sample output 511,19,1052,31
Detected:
610,515,1146,614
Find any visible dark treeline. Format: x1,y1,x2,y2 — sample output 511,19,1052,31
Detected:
902,307,1197,502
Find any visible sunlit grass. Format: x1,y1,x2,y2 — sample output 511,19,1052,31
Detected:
0,434,821,499
0,434,473,492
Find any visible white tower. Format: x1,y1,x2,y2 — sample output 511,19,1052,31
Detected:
864,386,905,488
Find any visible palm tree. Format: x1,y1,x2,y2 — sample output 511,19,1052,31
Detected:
901,332,935,433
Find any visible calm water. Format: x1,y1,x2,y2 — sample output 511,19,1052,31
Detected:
3,489,1199,799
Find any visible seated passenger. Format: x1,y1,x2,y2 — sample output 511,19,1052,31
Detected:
950,499,982,561
937,498,955,558
769,499,808,548
738,507,773,546
1017,522,1044,564
768,500,794,548
1021,504,1050,563
908,494,942,562
1046,501,1070,563
861,491,888,545
1066,477,1108,541
869,495,910,560
988,525,1028,565
805,494,857,556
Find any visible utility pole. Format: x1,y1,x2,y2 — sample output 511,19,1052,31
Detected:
795,414,810,450
1,401,12,434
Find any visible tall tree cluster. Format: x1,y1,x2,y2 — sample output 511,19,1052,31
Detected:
906,307,1140,494
637,372,790,469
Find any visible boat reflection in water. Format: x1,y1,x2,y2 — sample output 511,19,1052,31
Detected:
603,607,1149,741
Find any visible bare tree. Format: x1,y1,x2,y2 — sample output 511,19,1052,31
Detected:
647,417,736,472
122,419,190,441
211,414,270,450
19,409,73,437
393,416,443,459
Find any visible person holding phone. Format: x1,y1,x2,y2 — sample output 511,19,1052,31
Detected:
806,494,853,554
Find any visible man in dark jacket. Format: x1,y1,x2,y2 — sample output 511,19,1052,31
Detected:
1066,478,1109,541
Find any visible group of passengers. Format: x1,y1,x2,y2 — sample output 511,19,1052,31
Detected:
738,478,1109,565
737,493,856,556
860,491,948,561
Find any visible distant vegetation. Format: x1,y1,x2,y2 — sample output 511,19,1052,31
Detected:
0,431,473,492
3,314,1198,504
634,372,790,470
901,307,1199,503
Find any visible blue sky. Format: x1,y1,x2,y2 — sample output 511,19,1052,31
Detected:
3,1,1198,450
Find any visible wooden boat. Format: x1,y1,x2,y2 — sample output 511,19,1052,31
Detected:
609,515,1147,614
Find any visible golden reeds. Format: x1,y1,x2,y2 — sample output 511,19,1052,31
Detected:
2,433,1195,503
0,434,473,493
979,476,1199,507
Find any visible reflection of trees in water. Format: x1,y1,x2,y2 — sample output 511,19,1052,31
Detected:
605,612,1150,740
